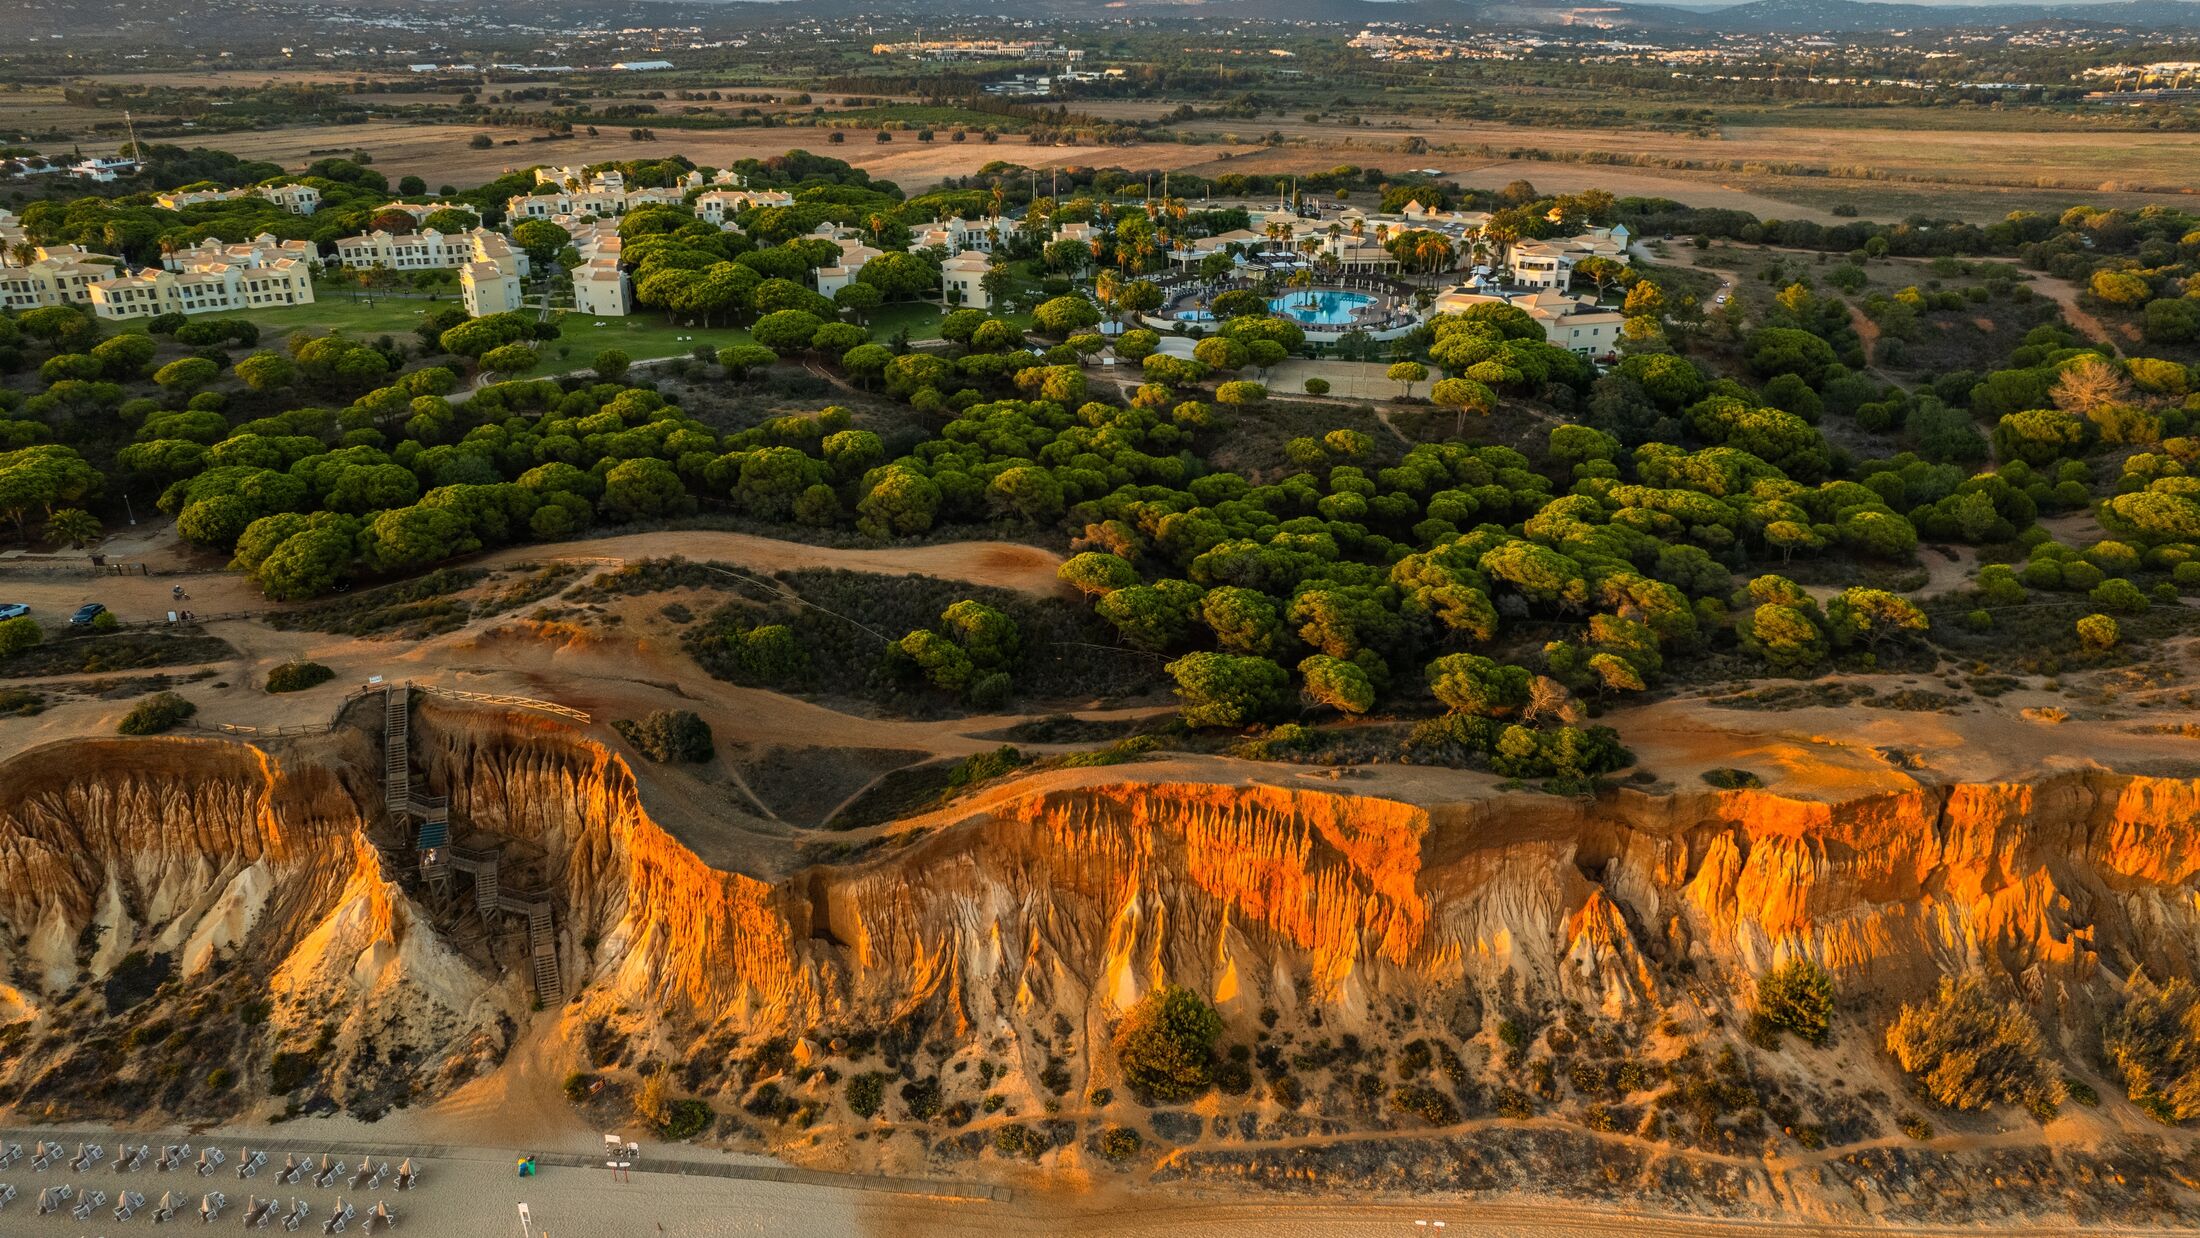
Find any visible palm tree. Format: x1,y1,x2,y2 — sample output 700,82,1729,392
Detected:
7,240,35,269
44,508,101,551
1412,233,1454,289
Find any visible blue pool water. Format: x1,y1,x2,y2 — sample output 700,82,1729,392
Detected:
1270,290,1376,326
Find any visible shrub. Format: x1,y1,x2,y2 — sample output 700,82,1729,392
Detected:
660,1097,713,1140
613,708,714,763
1113,985,1223,1102
846,1071,888,1119
2076,613,2120,650
899,1076,942,1121
1899,1114,1933,1141
268,1049,318,1094
264,660,334,693
118,691,195,735
1885,974,2065,1117
1701,767,1762,790
2104,974,2200,1123
1390,1083,1460,1126
0,615,41,658
1302,378,1330,395
1754,959,1836,1045
205,1067,233,1091
1098,1126,1143,1161
562,1071,597,1103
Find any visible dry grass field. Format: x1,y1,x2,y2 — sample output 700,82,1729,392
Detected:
13,71,2200,222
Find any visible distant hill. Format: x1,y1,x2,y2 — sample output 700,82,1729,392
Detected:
810,0,2200,30
1692,0,2200,31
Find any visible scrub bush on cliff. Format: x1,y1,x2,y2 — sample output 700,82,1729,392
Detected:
1886,974,2065,1120
1113,985,1223,1103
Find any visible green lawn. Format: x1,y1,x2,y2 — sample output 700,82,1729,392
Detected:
539,313,753,366
234,292,457,342
866,302,945,342
221,292,1000,369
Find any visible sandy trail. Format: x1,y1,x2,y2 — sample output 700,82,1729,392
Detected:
0,527,1069,630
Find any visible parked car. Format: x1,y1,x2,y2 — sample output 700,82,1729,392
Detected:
68,602,106,627
0,603,26,620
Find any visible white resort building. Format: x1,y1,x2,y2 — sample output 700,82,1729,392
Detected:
333,226,531,276
153,183,322,215
0,245,121,311
458,232,529,317
941,251,992,309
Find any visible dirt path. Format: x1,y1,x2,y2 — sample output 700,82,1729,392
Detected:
0,527,1069,633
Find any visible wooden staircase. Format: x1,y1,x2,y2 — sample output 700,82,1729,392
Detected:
382,685,562,1006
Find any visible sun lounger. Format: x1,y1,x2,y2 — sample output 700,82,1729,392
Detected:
243,1195,276,1228
114,1188,143,1219
276,1154,305,1186
0,1141,18,1169
119,1143,151,1172
70,1187,105,1220
312,1156,345,1190
198,1146,227,1176
321,1197,356,1234
30,1140,62,1171
365,1161,388,1190
154,1188,187,1221
70,1143,104,1173
0,1181,14,1211
157,1143,191,1172
361,1200,396,1233
280,1197,311,1231
237,1149,266,1179
200,1188,228,1222
35,1183,72,1215
348,1162,373,1191
391,1158,418,1191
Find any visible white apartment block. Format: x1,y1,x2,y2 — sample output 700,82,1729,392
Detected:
572,255,630,317
913,215,1020,256
333,227,532,277
0,246,121,310
693,188,795,226
459,232,527,317
941,251,992,310
154,183,322,215
89,256,314,321
1431,288,1623,357
536,165,741,194
506,185,686,222
1505,225,1630,291
376,202,450,224
814,239,883,298
162,233,316,273
563,221,631,317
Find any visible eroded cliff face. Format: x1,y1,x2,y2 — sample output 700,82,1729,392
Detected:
411,704,2200,1048
6,706,2200,1221
0,735,503,1118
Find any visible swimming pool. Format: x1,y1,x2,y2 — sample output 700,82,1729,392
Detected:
1270,290,1377,326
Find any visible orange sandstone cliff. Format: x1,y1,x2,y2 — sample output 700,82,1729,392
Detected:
1,706,2197,1221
